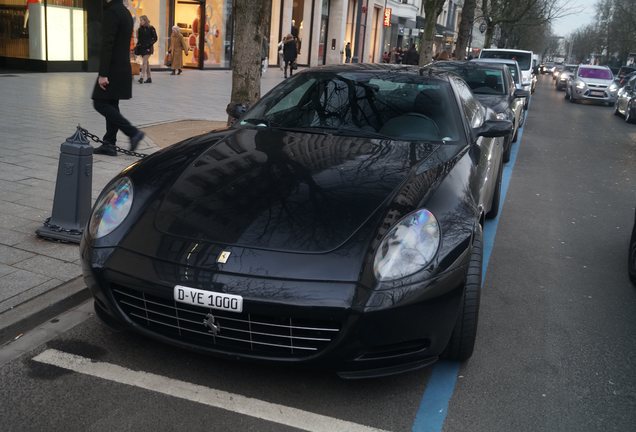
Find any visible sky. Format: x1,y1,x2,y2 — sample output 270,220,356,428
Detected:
551,0,598,37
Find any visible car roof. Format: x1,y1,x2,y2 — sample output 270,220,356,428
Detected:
295,63,456,82
471,58,520,67
577,64,611,70
480,48,532,54
429,60,508,71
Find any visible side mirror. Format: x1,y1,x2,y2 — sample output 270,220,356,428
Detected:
474,120,513,138
513,89,530,99
226,102,249,126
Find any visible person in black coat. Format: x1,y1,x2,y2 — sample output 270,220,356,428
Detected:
135,15,157,84
282,34,297,79
92,0,144,156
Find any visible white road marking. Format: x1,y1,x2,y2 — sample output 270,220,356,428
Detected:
32,349,391,432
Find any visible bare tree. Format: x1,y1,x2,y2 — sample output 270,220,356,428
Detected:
227,0,271,125
455,0,477,60
419,0,447,65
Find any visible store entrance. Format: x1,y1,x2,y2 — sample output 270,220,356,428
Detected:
172,0,232,69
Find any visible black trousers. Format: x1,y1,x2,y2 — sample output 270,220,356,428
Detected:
93,99,139,145
284,60,294,77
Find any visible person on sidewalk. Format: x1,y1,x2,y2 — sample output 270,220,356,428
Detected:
344,42,351,63
92,0,144,157
135,15,157,84
282,34,297,79
169,25,189,75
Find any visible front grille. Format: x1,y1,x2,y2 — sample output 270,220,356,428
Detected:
112,285,340,358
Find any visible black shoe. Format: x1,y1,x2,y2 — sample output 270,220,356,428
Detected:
144,78,152,83
93,144,117,156
129,131,145,152
170,70,175,75
138,77,144,84
178,69,182,75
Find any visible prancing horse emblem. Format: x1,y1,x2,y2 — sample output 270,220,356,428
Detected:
217,251,231,264
203,313,221,335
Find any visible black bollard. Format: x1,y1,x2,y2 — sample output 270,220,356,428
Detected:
36,126,93,243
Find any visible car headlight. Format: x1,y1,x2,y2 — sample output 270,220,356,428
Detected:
576,81,586,90
373,209,440,281
88,177,133,239
609,83,618,92
495,112,508,121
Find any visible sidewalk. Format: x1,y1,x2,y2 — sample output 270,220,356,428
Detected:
0,68,286,341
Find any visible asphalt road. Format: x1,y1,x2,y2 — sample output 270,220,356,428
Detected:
0,75,634,432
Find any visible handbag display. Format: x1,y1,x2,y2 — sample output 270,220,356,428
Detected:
130,62,140,76
164,52,172,67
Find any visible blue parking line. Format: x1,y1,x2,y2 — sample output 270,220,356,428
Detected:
411,112,527,432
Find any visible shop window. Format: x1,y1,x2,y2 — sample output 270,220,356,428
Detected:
0,0,86,61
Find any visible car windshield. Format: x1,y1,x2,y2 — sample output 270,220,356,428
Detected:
480,51,531,70
433,64,506,95
578,67,613,80
237,70,465,143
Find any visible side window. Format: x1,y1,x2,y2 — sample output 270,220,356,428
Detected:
454,78,485,128
628,76,636,88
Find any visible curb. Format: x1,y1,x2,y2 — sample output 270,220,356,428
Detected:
0,277,90,345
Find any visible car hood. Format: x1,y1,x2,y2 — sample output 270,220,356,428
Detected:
152,128,448,253
475,94,508,113
579,77,614,86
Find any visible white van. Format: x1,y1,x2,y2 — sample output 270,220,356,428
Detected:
479,49,534,92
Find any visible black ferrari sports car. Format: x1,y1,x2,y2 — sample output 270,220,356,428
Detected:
81,64,511,378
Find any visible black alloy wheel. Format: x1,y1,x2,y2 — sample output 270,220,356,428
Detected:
503,135,512,162
442,225,483,361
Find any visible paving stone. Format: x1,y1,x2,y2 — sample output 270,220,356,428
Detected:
0,228,26,246
13,255,82,282
0,278,62,314
13,236,81,263
0,269,51,303
0,244,35,265
0,263,16,277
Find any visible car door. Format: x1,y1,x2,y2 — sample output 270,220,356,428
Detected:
624,76,636,112
452,77,502,216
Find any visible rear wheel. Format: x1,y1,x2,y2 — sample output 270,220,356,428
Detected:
442,225,483,361
565,87,570,100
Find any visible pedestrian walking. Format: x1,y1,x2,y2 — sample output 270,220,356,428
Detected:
135,15,157,84
92,0,144,156
403,44,419,65
344,42,351,63
278,39,284,70
282,34,297,79
169,25,189,75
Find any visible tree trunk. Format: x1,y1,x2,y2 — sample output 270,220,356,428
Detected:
419,0,447,65
455,0,476,60
227,0,271,125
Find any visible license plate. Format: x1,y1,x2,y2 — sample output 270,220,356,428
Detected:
590,91,604,97
174,285,243,312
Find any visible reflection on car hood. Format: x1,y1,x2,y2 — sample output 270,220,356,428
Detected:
154,128,448,253
475,94,508,113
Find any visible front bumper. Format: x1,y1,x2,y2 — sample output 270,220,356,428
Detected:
572,86,617,102
82,244,470,378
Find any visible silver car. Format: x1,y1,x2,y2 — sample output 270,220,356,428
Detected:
614,74,636,122
565,65,619,105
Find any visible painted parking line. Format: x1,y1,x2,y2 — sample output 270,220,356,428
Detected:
32,349,390,432
412,112,528,432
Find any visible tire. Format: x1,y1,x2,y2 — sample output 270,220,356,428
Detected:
614,102,621,116
442,225,483,361
565,88,570,100
486,161,502,219
512,121,519,143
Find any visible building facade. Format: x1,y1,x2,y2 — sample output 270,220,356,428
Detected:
0,0,463,72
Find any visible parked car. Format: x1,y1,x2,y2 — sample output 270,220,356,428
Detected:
81,64,511,378
471,57,529,110
542,62,554,74
429,60,528,162
630,208,636,285
565,64,618,105
555,64,577,91
617,70,636,87
614,74,636,122
616,66,636,85
479,48,534,93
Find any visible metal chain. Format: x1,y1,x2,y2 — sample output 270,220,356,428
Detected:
78,126,148,158
38,217,83,243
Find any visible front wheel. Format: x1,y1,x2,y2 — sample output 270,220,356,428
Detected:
625,101,634,123
442,226,483,361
